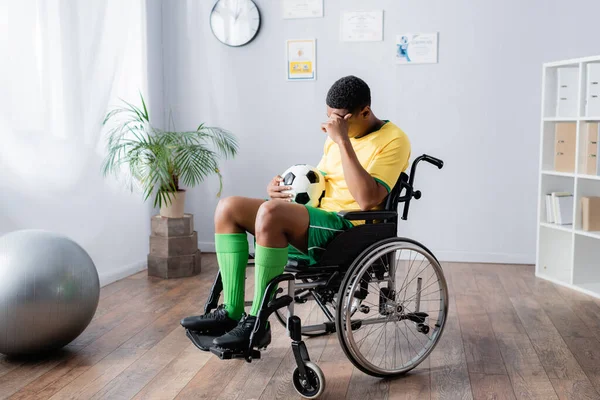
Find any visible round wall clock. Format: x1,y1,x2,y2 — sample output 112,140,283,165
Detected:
210,0,261,47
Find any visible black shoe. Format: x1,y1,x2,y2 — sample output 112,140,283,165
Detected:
212,314,271,351
180,305,239,335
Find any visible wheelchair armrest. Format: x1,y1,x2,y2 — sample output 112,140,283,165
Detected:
337,210,398,221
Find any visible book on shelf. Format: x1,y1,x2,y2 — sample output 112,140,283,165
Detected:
582,196,600,231
556,68,578,118
581,123,600,176
545,192,573,225
554,123,576,173
545,195,554,223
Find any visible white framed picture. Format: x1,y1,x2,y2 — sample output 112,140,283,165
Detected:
286,39,317,81
396,33,439,64
340,10,384,42
283,0,323,19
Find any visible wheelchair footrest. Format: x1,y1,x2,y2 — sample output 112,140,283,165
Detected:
185,329,220,352
210,346,261,361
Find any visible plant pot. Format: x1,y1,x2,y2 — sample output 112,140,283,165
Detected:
160,190,186,218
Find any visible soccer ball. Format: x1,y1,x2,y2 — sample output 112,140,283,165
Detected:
280,164,325,207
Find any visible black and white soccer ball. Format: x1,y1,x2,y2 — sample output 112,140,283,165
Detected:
279,164,325,207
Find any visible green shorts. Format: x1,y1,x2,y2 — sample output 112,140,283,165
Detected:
288,206,354,266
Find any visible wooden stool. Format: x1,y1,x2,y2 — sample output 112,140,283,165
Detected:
147,214,201,278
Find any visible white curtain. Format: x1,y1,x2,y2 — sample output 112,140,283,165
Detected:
0,0,151,283
0,0,145,192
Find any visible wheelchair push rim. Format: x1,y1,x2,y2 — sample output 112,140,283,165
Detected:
335,238,449,377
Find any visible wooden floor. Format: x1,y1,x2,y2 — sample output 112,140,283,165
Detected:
2,256,600,400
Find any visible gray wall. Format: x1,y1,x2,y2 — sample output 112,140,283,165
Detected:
159,0,600,263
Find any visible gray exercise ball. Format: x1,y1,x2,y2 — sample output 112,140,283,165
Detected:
0,230,100,356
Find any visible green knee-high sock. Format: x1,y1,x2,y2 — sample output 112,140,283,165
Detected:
249,245,288,317
215,233,249,320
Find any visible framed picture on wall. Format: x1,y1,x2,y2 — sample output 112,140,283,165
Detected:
286,39,317,81
396,33,439,64
283,0,323,19
340,10,384,42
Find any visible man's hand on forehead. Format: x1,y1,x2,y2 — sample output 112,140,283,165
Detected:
329,111,351,120
321,113,352,145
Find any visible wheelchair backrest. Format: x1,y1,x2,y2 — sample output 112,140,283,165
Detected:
316,154,443,268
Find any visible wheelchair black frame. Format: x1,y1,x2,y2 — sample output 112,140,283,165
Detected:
205,154,444,377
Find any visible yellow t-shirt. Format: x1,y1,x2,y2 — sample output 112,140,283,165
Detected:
317,121,411,213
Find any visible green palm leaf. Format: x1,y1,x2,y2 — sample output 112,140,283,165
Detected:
101,93,238,207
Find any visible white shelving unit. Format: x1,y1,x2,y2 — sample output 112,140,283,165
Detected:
536,55,600,300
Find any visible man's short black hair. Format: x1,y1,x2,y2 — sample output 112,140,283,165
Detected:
326,75,371,113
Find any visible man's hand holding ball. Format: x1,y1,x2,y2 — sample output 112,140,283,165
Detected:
267,175,293,201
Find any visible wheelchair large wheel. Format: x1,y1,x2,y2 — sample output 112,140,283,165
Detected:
335,237,448,377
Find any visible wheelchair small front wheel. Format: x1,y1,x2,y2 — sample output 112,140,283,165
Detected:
292,361,325,399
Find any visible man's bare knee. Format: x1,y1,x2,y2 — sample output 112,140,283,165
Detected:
214,196,244,226
255,201,282,235
215,196,265,234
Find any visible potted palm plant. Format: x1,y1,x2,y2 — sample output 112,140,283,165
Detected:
101,94,238,218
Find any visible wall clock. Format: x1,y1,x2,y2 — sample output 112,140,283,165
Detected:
210,0,261,47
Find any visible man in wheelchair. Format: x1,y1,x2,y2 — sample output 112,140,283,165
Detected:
180,75,411,351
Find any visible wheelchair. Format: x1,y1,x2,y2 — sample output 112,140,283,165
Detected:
185,154,448,399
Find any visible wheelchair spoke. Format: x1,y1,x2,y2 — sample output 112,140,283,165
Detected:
397,260,431,299
378,324,390,369
396,250,419,302
395,320,405,368
401,258,428,305
400,259,422,309
401,268,440,303
386,325,390,369
402,319,415,362
356,322,386,349
403,283,441,306
373,323,391,367
393,318,421,362
401,299,442,315
338,240,448,376
355,318,380,344
358,273,386,296
404,318,427,348
365,324,386,361
394,321,401,367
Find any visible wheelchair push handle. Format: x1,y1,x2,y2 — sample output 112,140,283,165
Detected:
421,154,444,169
398,153,444,221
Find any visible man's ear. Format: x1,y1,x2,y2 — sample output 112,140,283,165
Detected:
360,106,371,119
